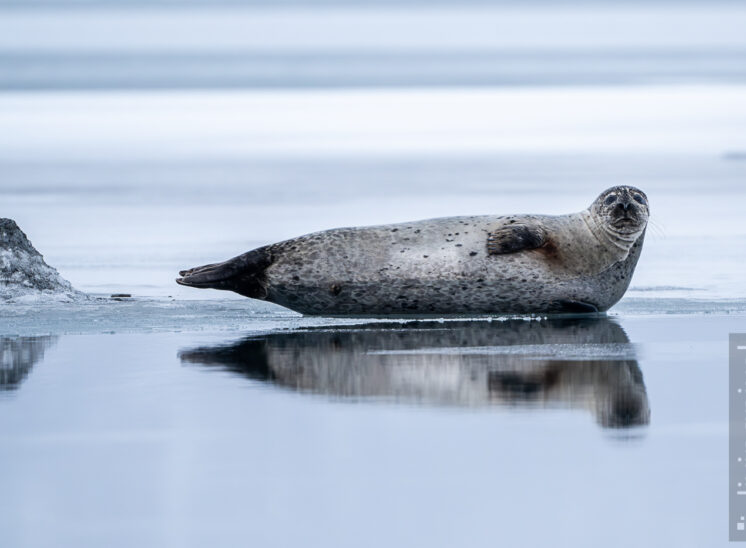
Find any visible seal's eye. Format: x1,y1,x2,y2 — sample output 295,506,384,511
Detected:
604,195,617,205
633,193,646,205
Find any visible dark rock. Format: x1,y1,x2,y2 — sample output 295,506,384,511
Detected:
0,218,83,301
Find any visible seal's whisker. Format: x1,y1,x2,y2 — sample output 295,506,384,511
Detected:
647,219,666,239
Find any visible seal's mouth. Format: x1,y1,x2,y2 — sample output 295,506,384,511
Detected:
611,216,642,228
608,203,646,233
612,214,638,225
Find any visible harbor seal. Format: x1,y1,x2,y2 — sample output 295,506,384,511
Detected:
176,186,648,315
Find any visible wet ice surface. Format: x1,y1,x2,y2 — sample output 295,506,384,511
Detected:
1,295,746,337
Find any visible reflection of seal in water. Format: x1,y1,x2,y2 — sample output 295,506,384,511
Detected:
176,186,649,315
180,318,650,429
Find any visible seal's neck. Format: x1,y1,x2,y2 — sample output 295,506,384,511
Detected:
581,210,643,259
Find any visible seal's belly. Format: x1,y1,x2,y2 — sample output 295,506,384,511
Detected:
266,278,595,314
266,243,596,315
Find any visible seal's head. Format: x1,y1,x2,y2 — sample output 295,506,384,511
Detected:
591,186,649,241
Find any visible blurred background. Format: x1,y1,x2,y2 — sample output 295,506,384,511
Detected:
0,0,745,303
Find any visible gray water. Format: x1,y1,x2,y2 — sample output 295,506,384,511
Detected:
0,315,735,547
2,3,746,90
1,1,746,546
5,49,746,90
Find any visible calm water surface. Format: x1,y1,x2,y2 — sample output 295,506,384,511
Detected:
0,312,735,547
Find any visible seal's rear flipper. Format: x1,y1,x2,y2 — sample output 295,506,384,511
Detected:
176,247,273,299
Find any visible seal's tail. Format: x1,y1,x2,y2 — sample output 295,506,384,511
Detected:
176,246,272,299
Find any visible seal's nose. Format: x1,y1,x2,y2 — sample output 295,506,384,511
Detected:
616,193,634,210
614,198,635,216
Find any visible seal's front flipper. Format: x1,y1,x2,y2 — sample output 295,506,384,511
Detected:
487,224,546,255
176,247,273,299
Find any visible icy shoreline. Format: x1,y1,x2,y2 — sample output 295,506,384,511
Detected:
0,296,744,337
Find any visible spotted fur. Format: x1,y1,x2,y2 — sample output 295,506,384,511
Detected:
177,186,649,315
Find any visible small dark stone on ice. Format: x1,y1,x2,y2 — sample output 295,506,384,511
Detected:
110,293,132,299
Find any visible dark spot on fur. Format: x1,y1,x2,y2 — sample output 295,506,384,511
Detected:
455,244,462,247
537,239,561,262
330,283,342,296
469,251,478,256
391,228,398,232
